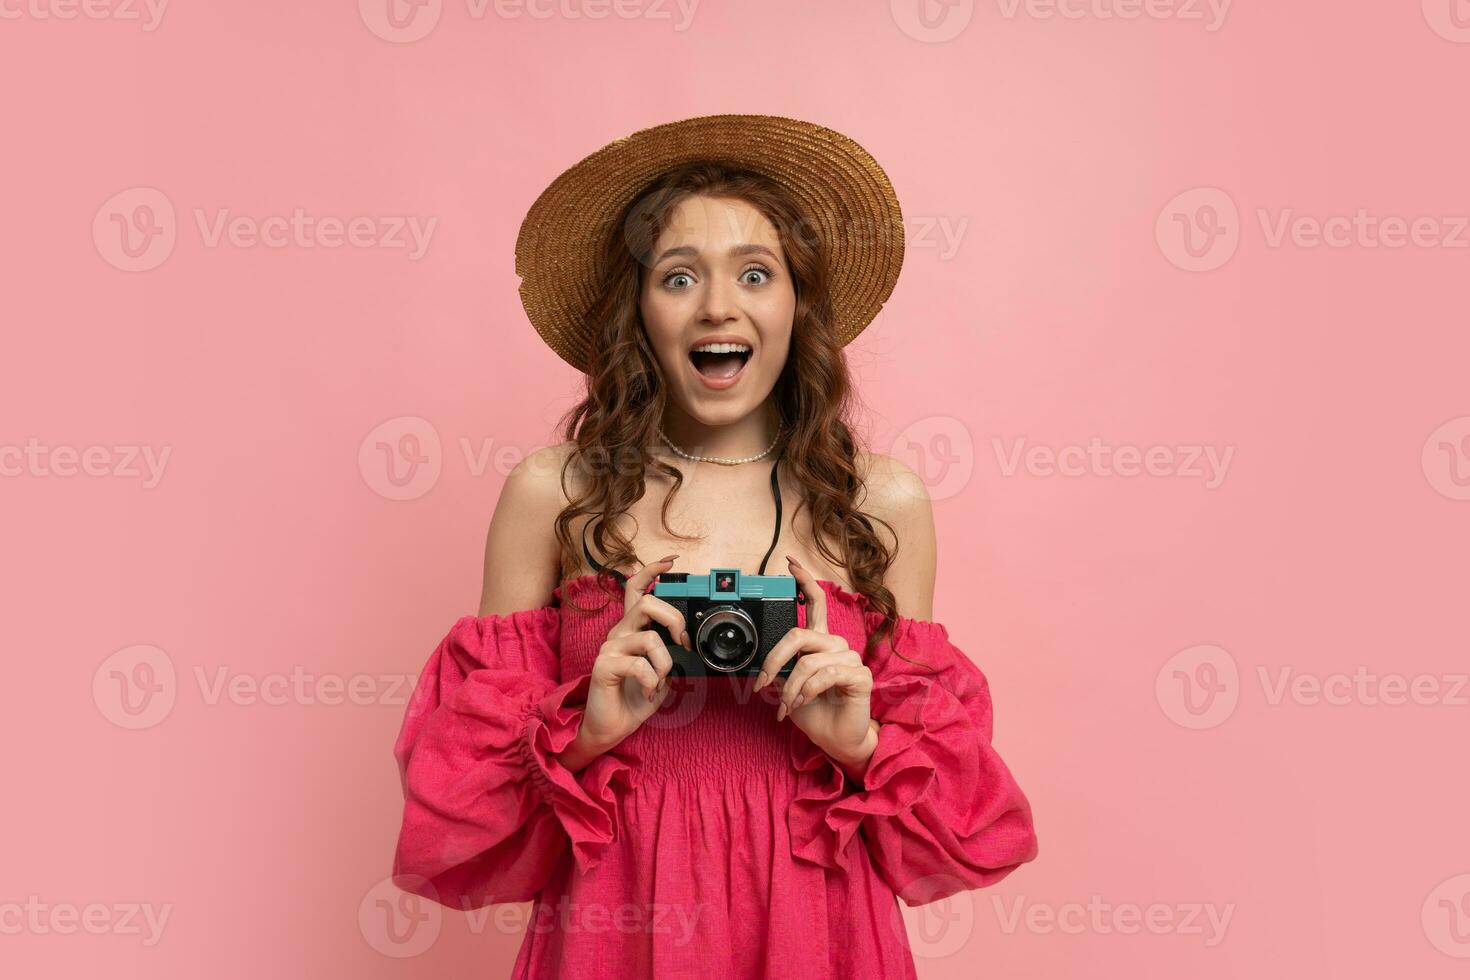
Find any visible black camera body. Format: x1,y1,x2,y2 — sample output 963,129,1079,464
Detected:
650,568,802,679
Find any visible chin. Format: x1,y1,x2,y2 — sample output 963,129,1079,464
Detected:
676,400,747,427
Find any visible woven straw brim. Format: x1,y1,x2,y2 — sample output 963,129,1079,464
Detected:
514,113,905,373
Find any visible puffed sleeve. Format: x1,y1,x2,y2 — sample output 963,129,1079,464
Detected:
390,606,634,909
788,611,1039,905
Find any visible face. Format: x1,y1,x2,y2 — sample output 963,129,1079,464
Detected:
639,194,796,427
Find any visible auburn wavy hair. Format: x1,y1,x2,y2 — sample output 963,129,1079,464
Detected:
549,160,921,665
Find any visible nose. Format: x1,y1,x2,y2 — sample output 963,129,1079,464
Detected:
696,275,738,325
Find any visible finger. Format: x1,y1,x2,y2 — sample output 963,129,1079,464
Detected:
603,629,676,682
776,650,858,718
630,629,674,682
622,656,661,702
611,588,691,650
785,555,828,634
631,592,692,650
623,554,679,614
791,664,872,713
755,628,845,694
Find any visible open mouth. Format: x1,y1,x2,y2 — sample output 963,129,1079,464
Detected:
688,345,753,381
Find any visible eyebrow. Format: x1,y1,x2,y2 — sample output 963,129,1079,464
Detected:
650,243,781,267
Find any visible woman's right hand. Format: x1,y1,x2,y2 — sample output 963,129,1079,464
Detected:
571,554,690,757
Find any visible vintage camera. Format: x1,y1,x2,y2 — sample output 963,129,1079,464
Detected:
650,568,803,678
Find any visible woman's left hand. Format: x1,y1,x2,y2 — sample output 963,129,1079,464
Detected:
753,556,879,775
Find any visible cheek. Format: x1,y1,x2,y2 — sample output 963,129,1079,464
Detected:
760,333,793,376
640,295,682,367
755,295,795,369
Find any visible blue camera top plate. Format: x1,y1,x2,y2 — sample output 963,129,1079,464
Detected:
652,568,798,601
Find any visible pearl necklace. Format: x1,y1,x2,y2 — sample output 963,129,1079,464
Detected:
657,426,782,465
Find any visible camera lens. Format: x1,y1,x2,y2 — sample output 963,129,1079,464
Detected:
695,606,758,672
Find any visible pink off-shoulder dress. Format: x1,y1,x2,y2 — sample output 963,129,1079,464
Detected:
391,573,1039,978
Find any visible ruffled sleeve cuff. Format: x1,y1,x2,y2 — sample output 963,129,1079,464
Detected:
392,610,633,907
787,616,1039,904
517,671,636,874
787,676,937,870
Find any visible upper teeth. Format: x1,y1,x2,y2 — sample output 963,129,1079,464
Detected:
691,343,751,354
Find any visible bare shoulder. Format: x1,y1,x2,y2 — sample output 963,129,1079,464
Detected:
478,441,578,616
857,449,937,621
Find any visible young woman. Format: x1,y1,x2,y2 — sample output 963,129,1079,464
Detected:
390,114,1039,978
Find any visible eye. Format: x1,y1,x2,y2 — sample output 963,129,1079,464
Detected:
740,264,773,286
661,268,695,290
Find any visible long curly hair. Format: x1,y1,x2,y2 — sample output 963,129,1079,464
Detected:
549,160,914,663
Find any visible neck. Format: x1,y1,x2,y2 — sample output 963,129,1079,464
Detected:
658,402,782,462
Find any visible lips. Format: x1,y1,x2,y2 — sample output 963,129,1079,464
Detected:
687,344,753,391
686,336,755,391
689,348,751,380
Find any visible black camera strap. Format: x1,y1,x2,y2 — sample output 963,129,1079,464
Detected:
581,443,786,589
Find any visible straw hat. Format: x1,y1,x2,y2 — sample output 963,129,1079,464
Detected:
514,113,905,373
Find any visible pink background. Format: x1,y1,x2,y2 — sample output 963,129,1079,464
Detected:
3,0,1469,976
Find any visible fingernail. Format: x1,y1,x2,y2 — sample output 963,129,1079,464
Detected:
792,694,805,710
681,630,691,647
776,703,786,722
755,670,768,690
647,688,656,702
661,554,678,562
